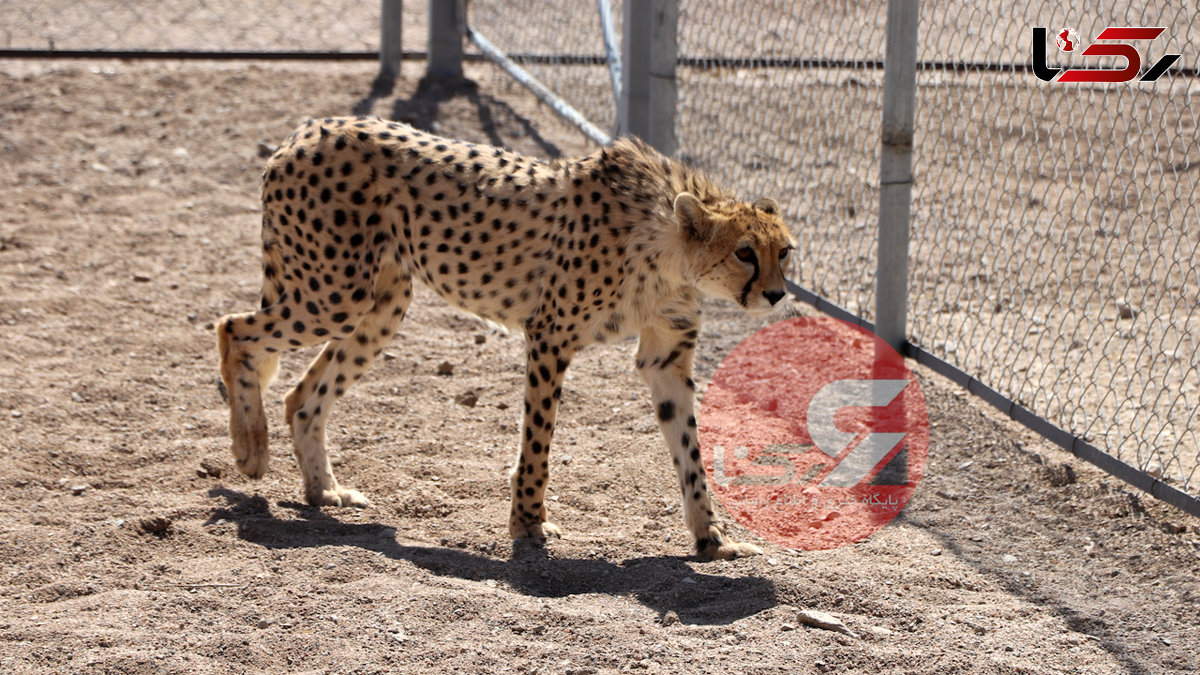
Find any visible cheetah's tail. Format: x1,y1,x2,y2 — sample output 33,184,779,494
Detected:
255,241,286,391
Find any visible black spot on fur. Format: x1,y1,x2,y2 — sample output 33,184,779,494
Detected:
658,401,675,422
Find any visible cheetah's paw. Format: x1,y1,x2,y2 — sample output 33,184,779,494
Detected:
695,525,762,561
510,520,563,540
229,419,269,479
704,540,763,560
306,487,371,508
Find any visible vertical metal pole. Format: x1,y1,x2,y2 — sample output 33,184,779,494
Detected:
427,0,465,80
875,0,920,354
380,0,403,83
618,0,676,154
596,0,622,122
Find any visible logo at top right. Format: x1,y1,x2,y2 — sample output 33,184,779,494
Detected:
1033,26,1181,83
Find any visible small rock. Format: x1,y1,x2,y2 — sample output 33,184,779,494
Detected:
256,142,277,158
70,392,84,403
780,623,796,631
681,577,696,584
172,147,189,158
474,334,487,344
1146,462,1163,479
199,459,223,478
140,516,174,538
132,273,152,283
70,484,89,496
560,454,573,465
1161,522,1186,535
256,619,272,629
1001,554,1018,563
661,611,679,626
930,548,942,556
797,609,858,638
382,351,397,361
379,527,397,539
436,361,454,376
1116,301,1136,320
454,390,478,407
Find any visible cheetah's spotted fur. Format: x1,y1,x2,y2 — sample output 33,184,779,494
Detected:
217,116,795,559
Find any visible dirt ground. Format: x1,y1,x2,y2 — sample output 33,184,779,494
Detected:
1,59,1199,674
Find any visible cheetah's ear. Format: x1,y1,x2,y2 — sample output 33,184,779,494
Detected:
754,197,779,215
674,192,714,241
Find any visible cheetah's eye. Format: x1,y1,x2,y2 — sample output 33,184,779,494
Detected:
734,247,756,263
779,247,792,260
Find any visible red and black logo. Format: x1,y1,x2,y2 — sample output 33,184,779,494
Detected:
1033,26,1181,83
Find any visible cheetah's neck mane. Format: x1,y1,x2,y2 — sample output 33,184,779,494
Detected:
578,137,733,288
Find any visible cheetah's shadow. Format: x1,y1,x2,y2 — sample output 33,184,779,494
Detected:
207,488,777,625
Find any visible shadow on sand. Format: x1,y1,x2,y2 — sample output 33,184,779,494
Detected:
207,488,777,626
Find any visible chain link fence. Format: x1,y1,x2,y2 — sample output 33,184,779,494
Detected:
465,1,1200,509
675,1,886,323
467,0,621,136
910,4,1200,496
0,0,422,54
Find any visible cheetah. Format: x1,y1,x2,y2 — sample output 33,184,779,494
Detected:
216,116,795,560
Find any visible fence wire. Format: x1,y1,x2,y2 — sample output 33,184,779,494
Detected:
676,0,885,322
470,1,1200,504
468,0,620,137
0,0,402,54
910,3,1200,495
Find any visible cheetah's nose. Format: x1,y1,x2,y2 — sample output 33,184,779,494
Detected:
763,289,785,306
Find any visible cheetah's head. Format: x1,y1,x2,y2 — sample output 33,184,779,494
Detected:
674,192,796,317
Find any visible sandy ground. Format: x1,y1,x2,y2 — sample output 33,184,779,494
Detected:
1,59,1199,674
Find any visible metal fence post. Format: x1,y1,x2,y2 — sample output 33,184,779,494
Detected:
618,0,676,154
875,0,920,354
596,0,622,123
427,0,465,80
380,0,403,83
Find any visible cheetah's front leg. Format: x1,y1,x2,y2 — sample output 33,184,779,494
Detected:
508,330,575,541
637,322,762,560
